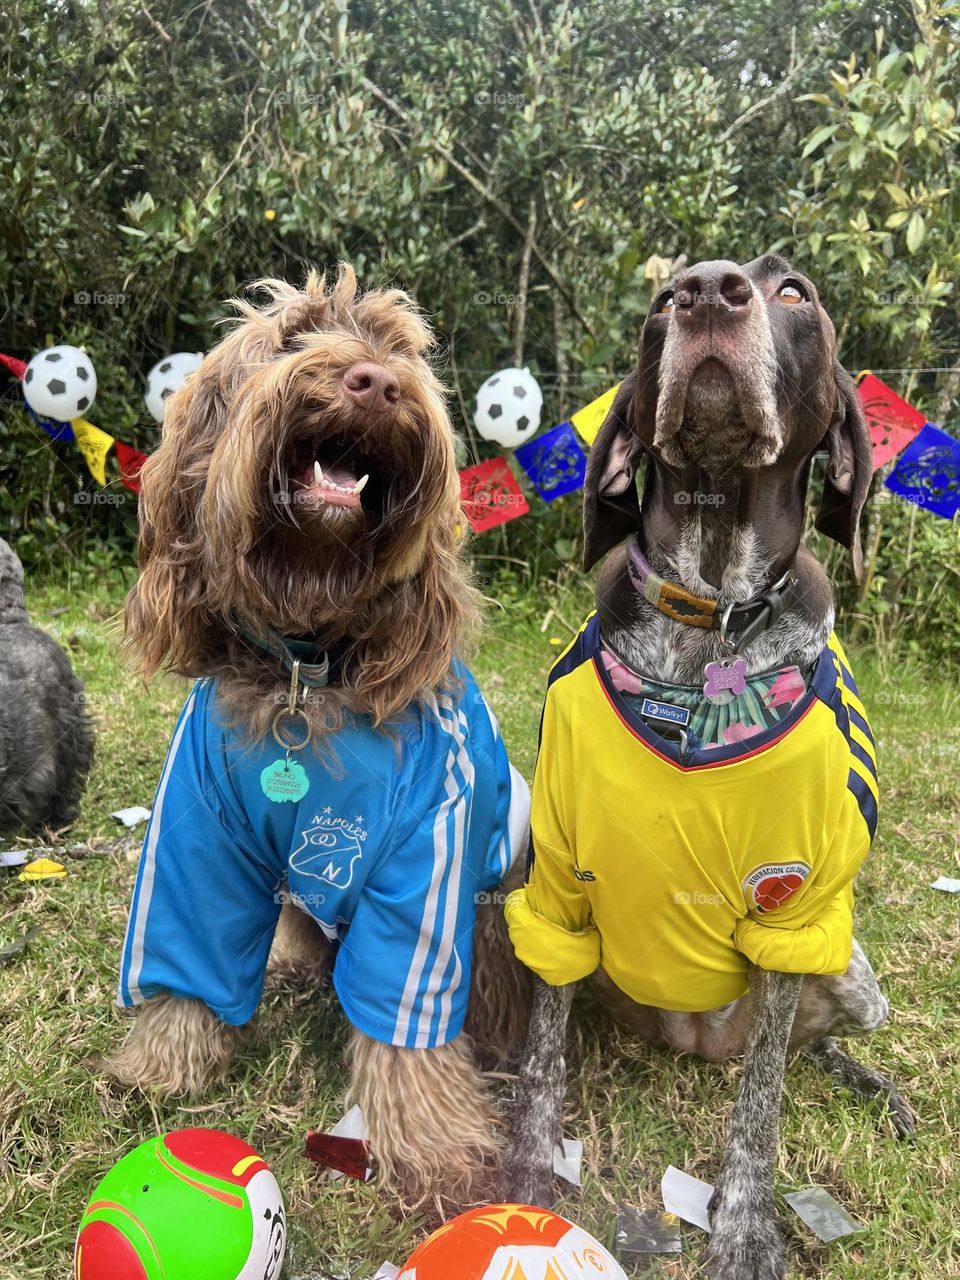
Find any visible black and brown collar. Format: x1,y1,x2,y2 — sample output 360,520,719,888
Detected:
626,537,796,653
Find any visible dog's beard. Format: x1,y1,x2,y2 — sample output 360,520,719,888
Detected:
654,306,783,472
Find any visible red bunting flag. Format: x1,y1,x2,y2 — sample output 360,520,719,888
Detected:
0,352,27,379
459,456,529,532
115,440,149,493
857,373,925,471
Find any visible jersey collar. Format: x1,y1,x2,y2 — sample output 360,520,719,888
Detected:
591,625,832,771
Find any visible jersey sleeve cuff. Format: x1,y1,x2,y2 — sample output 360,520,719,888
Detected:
505,888,600,985
734,895,854,975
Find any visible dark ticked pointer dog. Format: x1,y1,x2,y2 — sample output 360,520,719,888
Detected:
0,538,93,833
503,256,914,1280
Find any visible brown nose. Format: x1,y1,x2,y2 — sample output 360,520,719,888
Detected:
343,362,400,412
673,261,753,327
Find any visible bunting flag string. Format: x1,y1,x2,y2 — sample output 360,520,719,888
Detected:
2,348,956,527
2,349,124,485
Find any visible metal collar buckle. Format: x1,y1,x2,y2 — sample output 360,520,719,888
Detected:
271,658,312,752
719,570,795,653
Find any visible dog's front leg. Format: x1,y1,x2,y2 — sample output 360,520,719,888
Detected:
705,966,802,1280
347,1029,502,1211
503,976,575,1207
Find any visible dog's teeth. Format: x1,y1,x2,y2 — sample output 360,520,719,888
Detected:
354,474,369,493
314,461,324,486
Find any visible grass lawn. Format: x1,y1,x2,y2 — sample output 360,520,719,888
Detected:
1,570,958,1279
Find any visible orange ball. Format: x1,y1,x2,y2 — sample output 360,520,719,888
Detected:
398,1204,627,1279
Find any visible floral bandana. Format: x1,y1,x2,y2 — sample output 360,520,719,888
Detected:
600,643,808,750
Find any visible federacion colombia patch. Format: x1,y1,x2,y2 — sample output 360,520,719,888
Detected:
743,861,811,913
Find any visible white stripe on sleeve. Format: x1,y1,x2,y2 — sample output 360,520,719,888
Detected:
505,761,531,875
119,685,199,1006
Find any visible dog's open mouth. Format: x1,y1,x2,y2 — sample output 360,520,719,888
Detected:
289,436,377,511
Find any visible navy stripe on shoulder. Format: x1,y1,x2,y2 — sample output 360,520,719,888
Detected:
546,613,601,690
846,701,874,746
849,736,878,784
847,767,879,841
838,657,862,697
811,642,842,706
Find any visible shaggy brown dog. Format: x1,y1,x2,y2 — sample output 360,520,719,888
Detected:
109,265,529,1209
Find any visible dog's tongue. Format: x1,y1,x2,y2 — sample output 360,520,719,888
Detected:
320,460,357,487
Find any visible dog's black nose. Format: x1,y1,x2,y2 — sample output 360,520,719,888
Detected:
343,362,401,412
673,261,753,326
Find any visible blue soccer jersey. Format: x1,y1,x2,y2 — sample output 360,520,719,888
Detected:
119,664,529,1049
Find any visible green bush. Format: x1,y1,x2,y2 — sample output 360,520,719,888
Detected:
1,0,956,655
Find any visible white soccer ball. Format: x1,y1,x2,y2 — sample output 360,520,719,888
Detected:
474,366,543,448
144,351,204,423
23,345,97,422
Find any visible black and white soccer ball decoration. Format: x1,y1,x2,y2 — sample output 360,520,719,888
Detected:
474,366,543,448
23,345,98,422
144,351,204,423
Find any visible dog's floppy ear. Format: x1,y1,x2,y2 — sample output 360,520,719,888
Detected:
814,363,873,584
583,373,644,571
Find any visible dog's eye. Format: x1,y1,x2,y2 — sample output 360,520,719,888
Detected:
657,291,675,314
777,282,807,304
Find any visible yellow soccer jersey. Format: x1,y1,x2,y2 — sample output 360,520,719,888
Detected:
505,613,878,1012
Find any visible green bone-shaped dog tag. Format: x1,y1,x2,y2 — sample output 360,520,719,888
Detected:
260,758,310,803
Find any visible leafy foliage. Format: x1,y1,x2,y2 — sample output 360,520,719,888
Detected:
0,0,957,653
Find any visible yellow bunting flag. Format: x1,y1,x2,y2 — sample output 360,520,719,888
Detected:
570,382,621,445
71,418,115,486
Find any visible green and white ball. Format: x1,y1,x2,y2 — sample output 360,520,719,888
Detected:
75,1128,285,1280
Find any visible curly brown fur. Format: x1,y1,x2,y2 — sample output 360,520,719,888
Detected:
347,1030,502,1213
108,994,239,1096
265,901,334,987
465,862,531,1067
123,264,480,741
